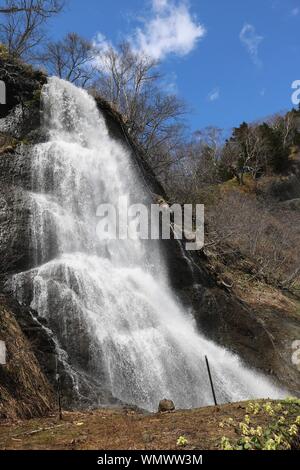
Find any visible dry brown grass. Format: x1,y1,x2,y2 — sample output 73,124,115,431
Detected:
206,191,300,288
0,295,54,421
0,400,298,451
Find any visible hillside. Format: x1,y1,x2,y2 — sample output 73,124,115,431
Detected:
0,399,299,451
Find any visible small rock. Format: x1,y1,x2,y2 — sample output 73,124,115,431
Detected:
158,399,175,413
142,432,153,443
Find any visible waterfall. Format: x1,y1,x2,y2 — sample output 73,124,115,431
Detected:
11,77,284,411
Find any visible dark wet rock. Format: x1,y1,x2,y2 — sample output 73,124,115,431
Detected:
0,56,46,121
0,186,32,276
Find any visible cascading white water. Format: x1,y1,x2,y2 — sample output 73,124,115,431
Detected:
11,77,284,410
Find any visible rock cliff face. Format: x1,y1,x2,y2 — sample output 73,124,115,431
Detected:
0,56,299,413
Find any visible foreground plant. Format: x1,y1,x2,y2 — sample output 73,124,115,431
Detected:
177,436,188,447
219,398,300,450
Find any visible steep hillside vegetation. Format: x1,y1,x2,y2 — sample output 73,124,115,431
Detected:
0,294,53,420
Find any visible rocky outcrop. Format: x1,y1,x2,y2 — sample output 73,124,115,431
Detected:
0,56,46,122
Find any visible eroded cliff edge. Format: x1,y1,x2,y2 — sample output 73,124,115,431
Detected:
0,56,299,415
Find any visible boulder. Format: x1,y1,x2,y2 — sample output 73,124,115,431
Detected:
158,399,175,413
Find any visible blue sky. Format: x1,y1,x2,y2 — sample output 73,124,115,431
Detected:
49,0,300,133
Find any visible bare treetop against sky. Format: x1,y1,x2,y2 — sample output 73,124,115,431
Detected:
47,0,300,131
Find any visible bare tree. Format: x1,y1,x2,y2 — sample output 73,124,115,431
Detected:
207,192,300,285
0,0,63,14
93,42,186,176
163,127,226,203
94,42,160,124
269,111,299,149
41,33,94,87
192,127,223,180
0,0,65,59
224,123,270,184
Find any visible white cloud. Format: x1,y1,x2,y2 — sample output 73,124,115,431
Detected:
207,87,220,102
291,7,299,16
152,0,169,11
92,33,115,72
240,24,264,67
132,0,206,60
93,0,205,73
93,33,112,53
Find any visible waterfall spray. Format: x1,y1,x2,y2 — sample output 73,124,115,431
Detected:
11,77,284,411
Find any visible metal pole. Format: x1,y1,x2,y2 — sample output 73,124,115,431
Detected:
55,356,63,420
205,356,217,406
57,375,62,421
